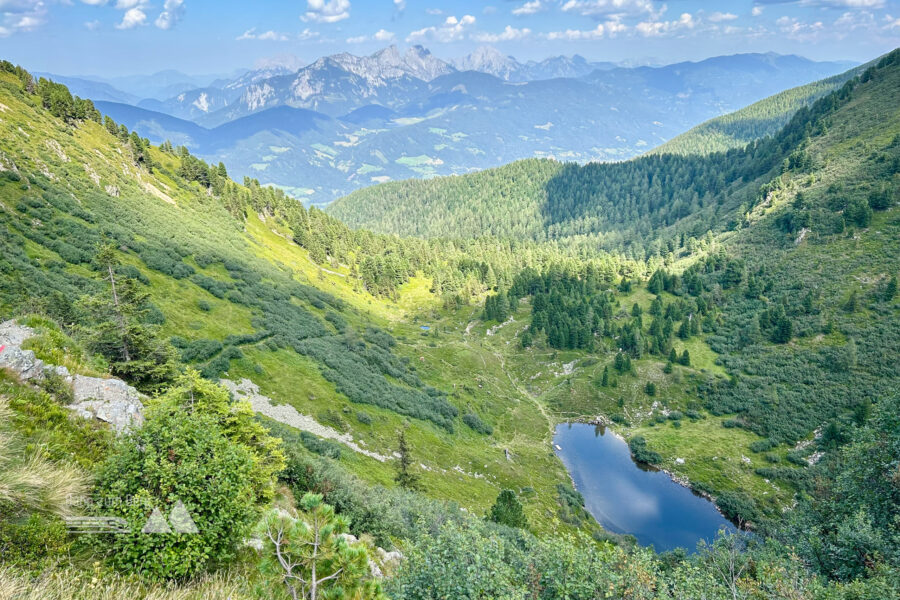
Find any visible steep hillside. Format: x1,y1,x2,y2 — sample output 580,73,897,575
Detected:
331,48,900,490
327,57,884,253
0,63,643,536
1,54,899,598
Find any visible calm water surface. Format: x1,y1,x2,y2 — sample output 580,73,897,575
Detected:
554,422,735,553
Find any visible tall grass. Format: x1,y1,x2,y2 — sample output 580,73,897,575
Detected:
0,567,261,600
0,398,87,517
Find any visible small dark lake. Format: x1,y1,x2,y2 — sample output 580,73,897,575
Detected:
554,422,735,553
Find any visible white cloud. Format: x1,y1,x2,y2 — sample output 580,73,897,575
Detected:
885,14,900,28
237,27,290,41
302,0,350,23
775,15,825,40
752,6,764,16
374,28,395,41
824,0,884,7
114,0,141,9
155,0,184,29
708,11,737,22
346,28,396,43
84,19,101,30
425,8,442,15
512,0,545,16
406,14,475,42
0,0,47,37
394,0,405,10
561,0,656,18
116,6,146,29
258,30,289,41
474,25,531,42
635,12,695,36
297,28,321,40
545,23,607,40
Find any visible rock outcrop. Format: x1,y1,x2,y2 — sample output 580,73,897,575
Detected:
0,320,144,432
69,374,144,432
221,378,393,462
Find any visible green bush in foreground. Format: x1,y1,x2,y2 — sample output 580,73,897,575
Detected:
92,406,257,580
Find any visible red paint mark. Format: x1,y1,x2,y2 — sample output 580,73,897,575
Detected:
0,345,5,354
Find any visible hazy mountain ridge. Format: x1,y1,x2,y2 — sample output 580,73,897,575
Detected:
58,48,855,203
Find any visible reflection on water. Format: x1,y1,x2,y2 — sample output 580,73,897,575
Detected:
554,422,735,553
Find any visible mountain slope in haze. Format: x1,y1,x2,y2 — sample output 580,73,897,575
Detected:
93,51,856,203
327,55,883,248
651,63,868,156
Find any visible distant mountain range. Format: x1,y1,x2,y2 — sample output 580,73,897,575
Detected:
52,46,856,204
452,46,616,81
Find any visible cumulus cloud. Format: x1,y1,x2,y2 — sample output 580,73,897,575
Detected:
155,0,184,29
375,28,396,41
302,0,350,23
406,14,476,42
237,27,289,41
116,6,146,29
393,0,405,11
708,11,737,22
298,28,321,40
754,0,884,7
561,0,657,18
545,23,607,40
752,6,764,16
512,0,545,16
347,28,396,43
0,0,48,37
474,25,531,42
635,12,695,36
775,15,825,40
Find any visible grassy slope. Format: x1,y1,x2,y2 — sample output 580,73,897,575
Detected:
0,72,575,533
327,54,900,522
4,52,897,547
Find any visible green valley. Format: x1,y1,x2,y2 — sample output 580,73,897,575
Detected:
0,44,898,600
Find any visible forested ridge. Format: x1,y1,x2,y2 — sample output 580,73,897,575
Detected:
0,49,898,600
651,64,867,156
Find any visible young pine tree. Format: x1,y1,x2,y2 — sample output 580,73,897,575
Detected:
258,493,384,600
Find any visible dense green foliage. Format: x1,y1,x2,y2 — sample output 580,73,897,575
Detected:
92,405,258,580
487,489,528,529
1,51,899,599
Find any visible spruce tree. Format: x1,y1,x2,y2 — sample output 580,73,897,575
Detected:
488,489,528,529
79,244,177,392
394,428,421,491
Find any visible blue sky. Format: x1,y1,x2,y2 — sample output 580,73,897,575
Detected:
1,0,898,76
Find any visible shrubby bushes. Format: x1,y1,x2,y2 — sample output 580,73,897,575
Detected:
92,407,257,580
